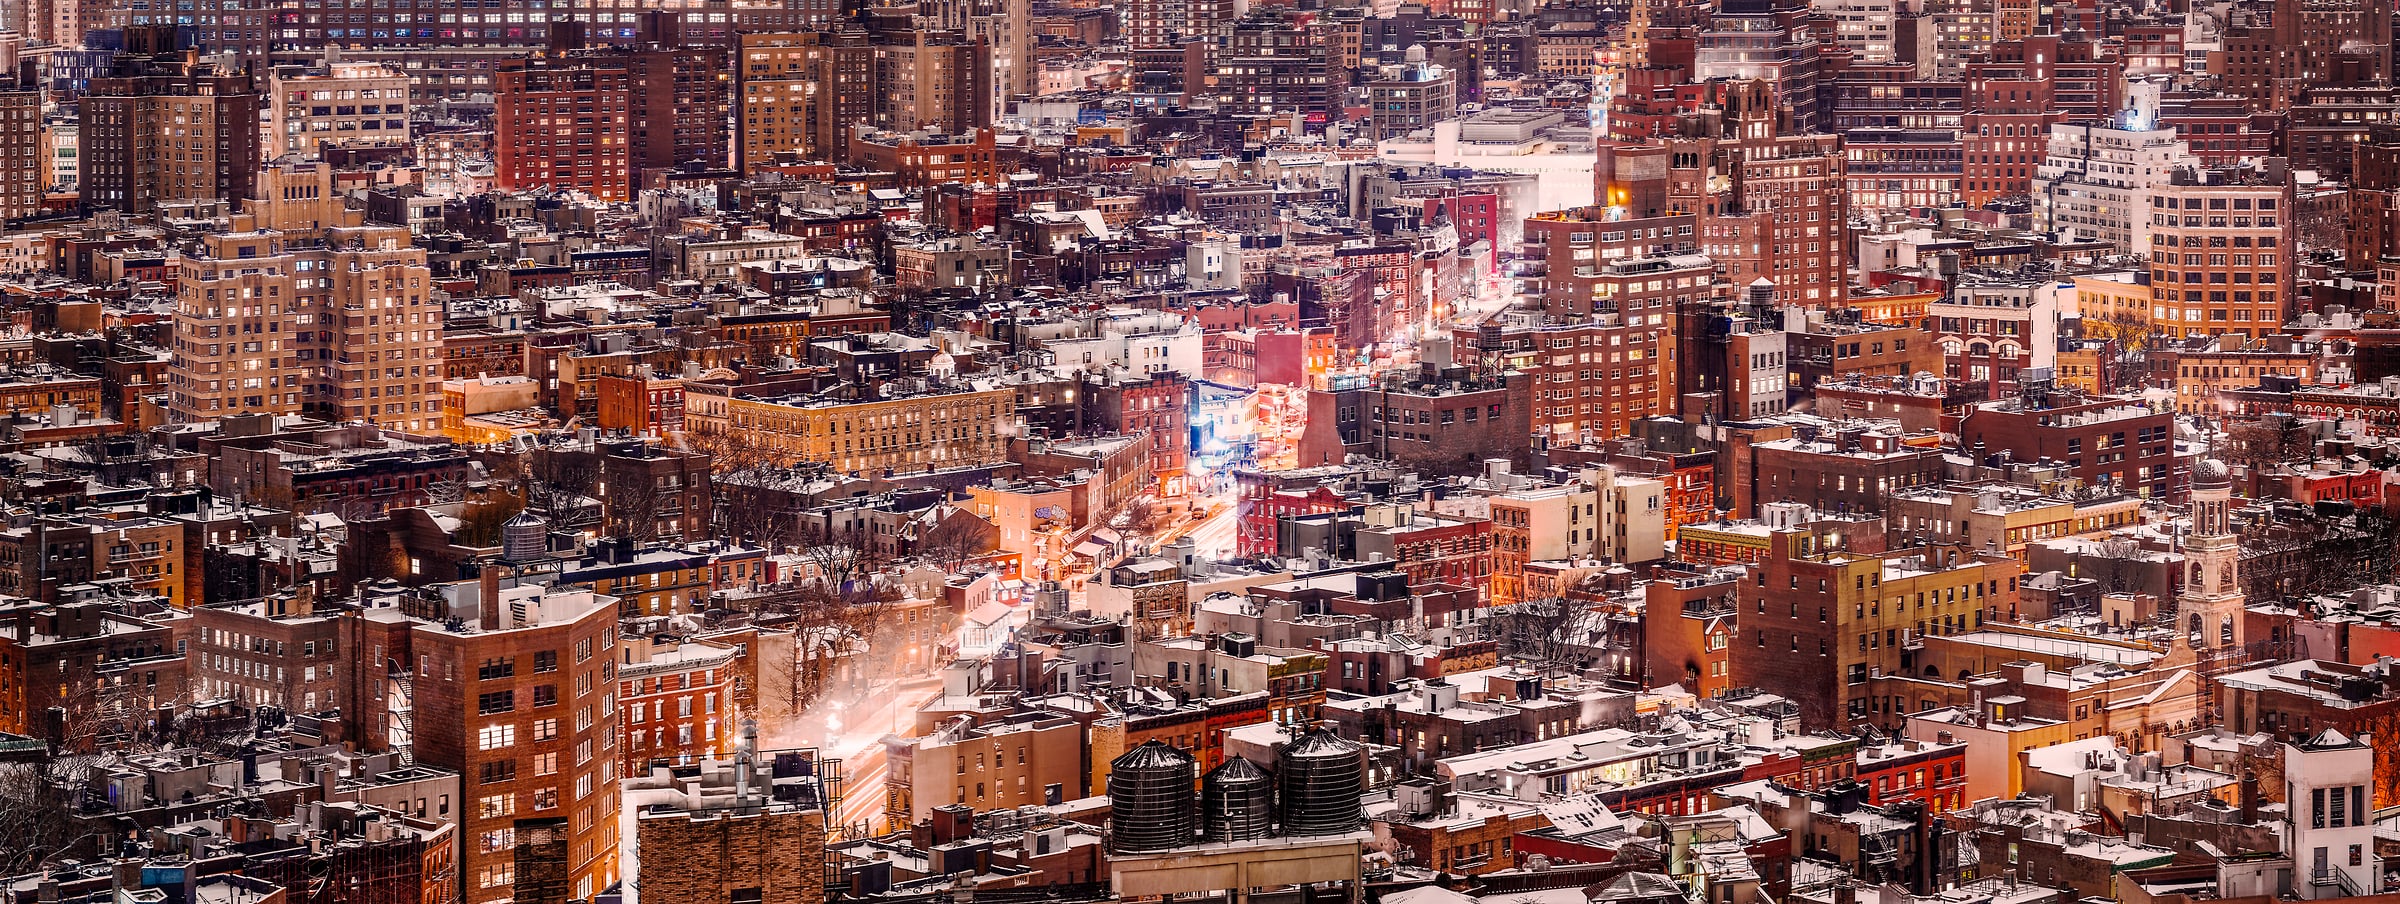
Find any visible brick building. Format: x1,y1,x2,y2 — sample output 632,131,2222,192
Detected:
624,737,832,904
1958,391,2182,501
1728,528,2024,731
0,595,186,743
81,50,261,215
169,223,444,433
617,635,739,774
410,580,621,904
1298,367,1532,477
493,58,633,201
2145,163,2295,340
1735,424,1945,518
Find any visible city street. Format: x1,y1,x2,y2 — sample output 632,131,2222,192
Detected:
812,674,946,838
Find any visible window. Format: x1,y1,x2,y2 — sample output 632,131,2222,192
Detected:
533,684,558,707
477,657,514,681
533,787,559,810
533,752,559,776
477,723,516,750
477,794,514,819
478,865,514,889
479,760,516,784
534,650,559,673
532,718,559,742
478,690,515,715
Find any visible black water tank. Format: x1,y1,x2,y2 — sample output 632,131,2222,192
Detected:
1201,755,1274,841
1277,729,1364,836
1107,740,1196,853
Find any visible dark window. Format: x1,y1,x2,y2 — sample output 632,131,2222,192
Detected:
478,691,515,715
533,650,559,673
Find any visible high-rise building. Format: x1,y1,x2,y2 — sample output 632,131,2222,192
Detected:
1218,9,1335,119
1693,0,1825,134
1814,0,1898,62
618,43,732,177
493,57,633,200
2217,0,2391,113
871,31,993,135
1125,0,1245,49
168,222,445,432
2145,163,2295,340
412,580,622,904
1663,81,1848,305
2032,115,2195,253
81,45,262,215
0,61,41,222
737,30,878,168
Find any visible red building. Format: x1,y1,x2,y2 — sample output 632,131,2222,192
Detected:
1960,36,2120,205
494,59,633,201
1082,369,1192,500
616,636,739,776
1854,738,1970,812
1234,466,1365,558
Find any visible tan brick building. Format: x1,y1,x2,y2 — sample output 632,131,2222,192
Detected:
687,379,1012,475
167,221,443,433
625,737,830,904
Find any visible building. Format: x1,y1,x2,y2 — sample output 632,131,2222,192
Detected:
411,579,622,904
0,595,186,742
265,57,413,158
493,57,633,201
167,222,445,433
884,709,1083,829
2283,729,2381,898
81,51,262,214
687,378,1013,475
1366,63,1458,140
623,732,833,904
1958,390,2182,501
1735,425,1945,518
2145,163,2295,340
1217,10,1335,119
0,64,40,221
1729,524,2023,731
188,592,346,713
2032,116,2195,253
847,129,1000,190
736,30,875,168
618,635,740,774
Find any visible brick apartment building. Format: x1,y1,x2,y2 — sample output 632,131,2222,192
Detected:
1958,390,2182,501
1729,523,2024,731
411,580,622,904
493,58,633,201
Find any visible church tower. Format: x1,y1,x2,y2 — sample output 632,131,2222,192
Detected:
2180,458,2245,651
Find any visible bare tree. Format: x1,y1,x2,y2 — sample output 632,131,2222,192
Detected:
1484,597,1605,676
798,523,891,594
688,428,806,553
606,472,666,544
913,508,996,574
457,493,528,548
521,447,604,530
2217,416,2316,473
1109,494,1170,539
0,763,79,875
